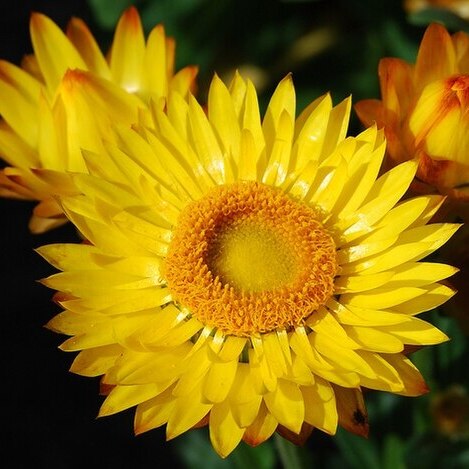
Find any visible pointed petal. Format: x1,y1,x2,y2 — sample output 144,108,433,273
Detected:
209,401,245,458
108,7,145,93
333,386,369,437
243,402,278,446
30,12,87,90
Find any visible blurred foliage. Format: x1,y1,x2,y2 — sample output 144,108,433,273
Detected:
84,0,469,467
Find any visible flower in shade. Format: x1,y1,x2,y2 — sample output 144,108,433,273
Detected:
355,23,469,219
0,7,197,232
38,73,458,457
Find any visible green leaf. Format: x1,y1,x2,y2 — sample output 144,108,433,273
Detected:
408,7,469,33
334,428,382,469
383,434,406,469
174,428,276,469
87,0,137,29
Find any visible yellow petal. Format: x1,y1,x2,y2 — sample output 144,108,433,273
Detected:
321,96,351,157
381,317,449,345
306,306,359,348
241,80,265,160
231,397,262,429
142,24,168,98
301,376,338,434
308,155,348,213
66,17,110,78
203,360,238,403
262,332,288,377
340,286,426,309
311,332,376,379
99,383,161,417
340,161,418,237
0,121,37,167
262,74,295,156
209,401,245,458
343,325,404,353
105,346,188,385
188,94,226,185
0,71,39,148
334,271,394,293
70,344,122,377
388,262,458,287
166,385,212,439
172,346,211,398
327,299,412,326
287,160,319,200
390,284,456,315
108,7,145,93
134,385,175,435
30,12,87,91
334,133,385,221
382,354,429,396
150,107,212,195
243,402,278,447
208,74,241,163
47,310,107,336
263,380,304,434
36,243,100,271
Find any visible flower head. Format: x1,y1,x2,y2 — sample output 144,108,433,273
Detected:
39,74,458,457
0,7,197,232
355,23,469,216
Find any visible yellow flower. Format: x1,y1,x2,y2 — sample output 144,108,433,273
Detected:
0,7,197,233
355,23,469,216
38,74,458,457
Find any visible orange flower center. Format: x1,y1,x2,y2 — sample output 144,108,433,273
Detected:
164,182,338,336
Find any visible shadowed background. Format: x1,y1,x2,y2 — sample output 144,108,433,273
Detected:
1,1,469,468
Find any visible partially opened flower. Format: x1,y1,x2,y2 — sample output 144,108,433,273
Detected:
355,23,469,219
0,7,197,232
38,74,458,457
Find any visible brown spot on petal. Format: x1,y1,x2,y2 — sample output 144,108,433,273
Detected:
334,385,369,438
352,409,367,427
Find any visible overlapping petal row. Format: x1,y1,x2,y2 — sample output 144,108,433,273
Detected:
0,7,197,232
38,73,458,457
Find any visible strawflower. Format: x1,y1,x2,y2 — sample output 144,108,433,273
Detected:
38,73,459,457
0,7,196,232
355,23,469,219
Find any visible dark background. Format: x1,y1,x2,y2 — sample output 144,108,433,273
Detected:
1,1,469,468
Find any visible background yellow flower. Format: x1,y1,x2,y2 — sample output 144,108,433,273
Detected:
0,6,196,233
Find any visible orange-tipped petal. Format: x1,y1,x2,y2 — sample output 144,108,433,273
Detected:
66,17,111,79
30,12,87,91
415,23,456,89
108,6,145,94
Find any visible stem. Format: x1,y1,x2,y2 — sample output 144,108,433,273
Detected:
274,433,306,469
